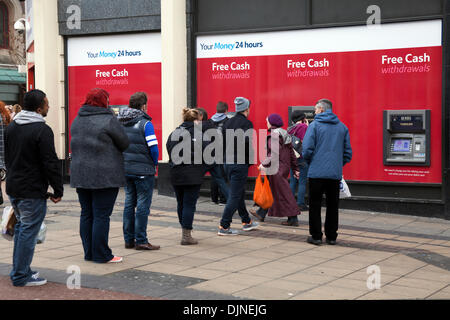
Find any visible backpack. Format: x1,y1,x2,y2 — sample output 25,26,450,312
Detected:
208,117,228,132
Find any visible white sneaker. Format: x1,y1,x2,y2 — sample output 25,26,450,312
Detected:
217,227,239,236
242,221,259,231
107,256,123,263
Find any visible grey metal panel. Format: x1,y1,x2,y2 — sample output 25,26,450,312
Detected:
58,0,161,35
197,0,308,33
312,0,442,25
0,93,18,102
0,84,19,93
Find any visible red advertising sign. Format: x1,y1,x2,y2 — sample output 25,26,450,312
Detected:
67,33,162,158
196,20,442,183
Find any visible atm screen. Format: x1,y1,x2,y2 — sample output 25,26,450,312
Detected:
393,139,411,152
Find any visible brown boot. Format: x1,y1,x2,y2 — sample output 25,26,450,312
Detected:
181,228,198,245
135,243,160,250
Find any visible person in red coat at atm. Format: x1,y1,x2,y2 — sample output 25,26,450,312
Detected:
258,114,301,225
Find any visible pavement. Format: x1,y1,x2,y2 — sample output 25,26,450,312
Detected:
0,185,450,300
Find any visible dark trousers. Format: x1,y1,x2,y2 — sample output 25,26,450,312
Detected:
308,178,340,241
220,164,251,229
209,164,229,202
210,180,225,203
77,188,119,263
173,184,201,230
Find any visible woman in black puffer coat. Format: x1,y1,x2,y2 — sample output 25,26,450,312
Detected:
166,108,209,245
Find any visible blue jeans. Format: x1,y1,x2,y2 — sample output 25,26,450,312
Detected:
290,158,309,206
173,184,201,230
77,188,119,263
209,164,229,201
9,197,47,286
220,164,251,229
123,175,155,245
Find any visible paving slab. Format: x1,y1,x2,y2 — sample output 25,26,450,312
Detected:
1,187,450,300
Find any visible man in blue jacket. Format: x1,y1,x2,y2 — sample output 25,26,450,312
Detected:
302,99,352,245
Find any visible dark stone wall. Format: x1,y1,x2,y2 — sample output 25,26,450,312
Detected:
57,0,161,35
196,0,442,33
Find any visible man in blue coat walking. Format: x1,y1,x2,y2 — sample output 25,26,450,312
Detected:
302,99,352,245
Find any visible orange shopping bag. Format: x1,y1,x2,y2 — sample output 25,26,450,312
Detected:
253,173,274,209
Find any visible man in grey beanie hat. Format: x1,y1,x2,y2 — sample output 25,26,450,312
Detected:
234,97,250,113
218,96,259,236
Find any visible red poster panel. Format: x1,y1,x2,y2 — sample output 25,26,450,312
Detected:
67,33,162,158
196,21,442,183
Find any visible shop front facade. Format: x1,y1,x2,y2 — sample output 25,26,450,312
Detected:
48,0,450,219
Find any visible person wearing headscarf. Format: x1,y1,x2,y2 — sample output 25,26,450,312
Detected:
257,114,301,226
70,88,130,264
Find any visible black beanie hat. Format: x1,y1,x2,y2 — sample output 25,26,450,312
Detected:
291,110,306,123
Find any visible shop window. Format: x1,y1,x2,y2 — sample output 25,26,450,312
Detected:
0,1,8,49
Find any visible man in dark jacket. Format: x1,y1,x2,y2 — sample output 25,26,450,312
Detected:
302,99,352,246
288,111,310,211
5,89,63,287
218,97,259,236
118,92,160,251
206,101,230,205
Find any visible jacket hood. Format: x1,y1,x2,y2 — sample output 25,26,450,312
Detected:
272,128,292,145
211,113,227,122
78,105,114,117
314,110,339,124
13,110,45,125
180,121,195,128
117,107,152,125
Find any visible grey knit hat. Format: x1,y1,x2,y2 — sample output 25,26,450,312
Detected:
234,97,250,112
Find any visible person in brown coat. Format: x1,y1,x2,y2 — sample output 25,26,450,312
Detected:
256,114,301,226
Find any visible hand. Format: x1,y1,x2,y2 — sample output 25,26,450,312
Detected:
258,164,265,172
293,170,300,179
50,197,62,204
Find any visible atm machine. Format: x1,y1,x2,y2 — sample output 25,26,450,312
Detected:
288,106,316,126
383,109,430,166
